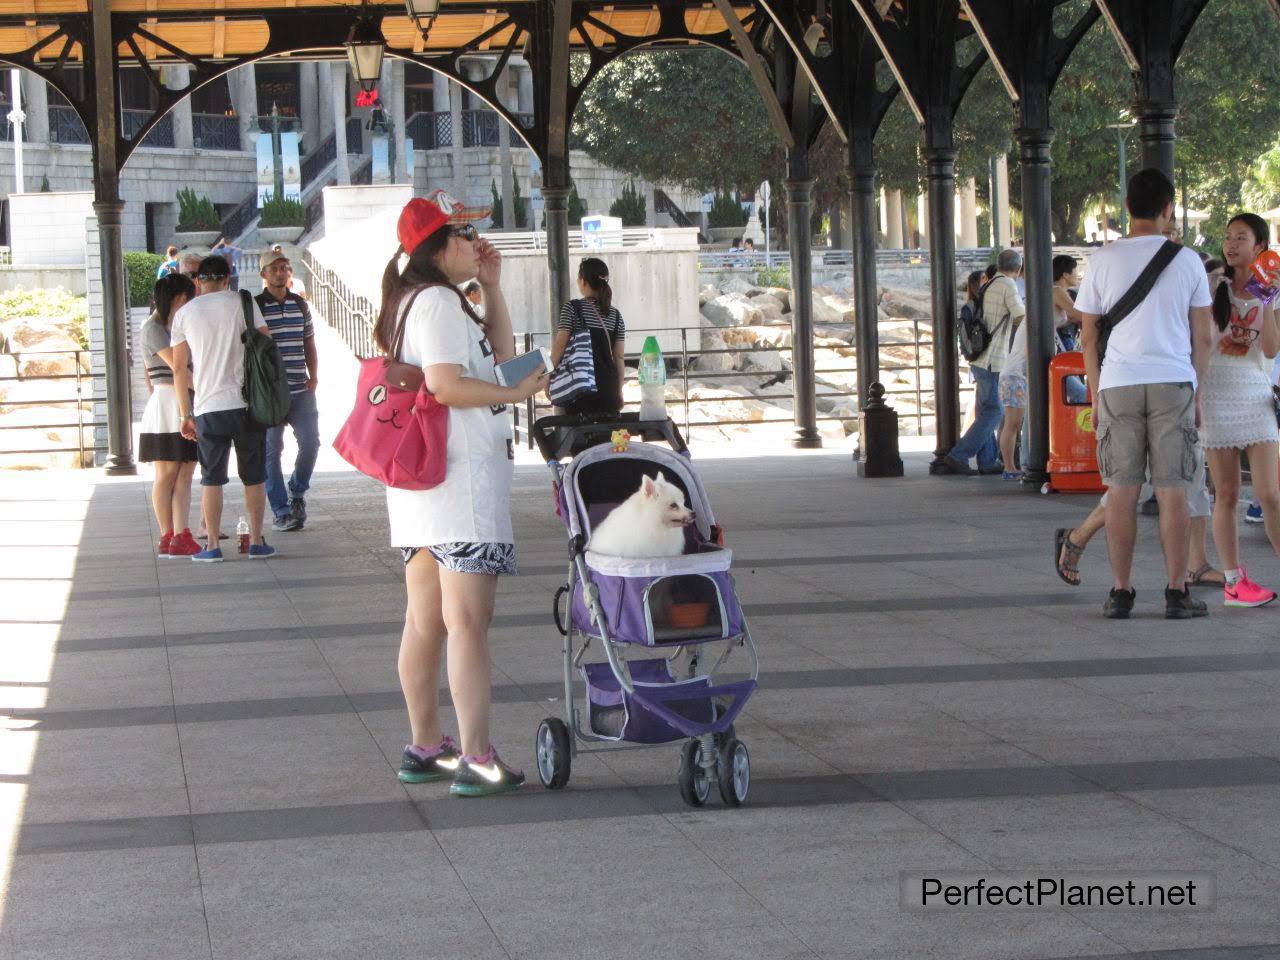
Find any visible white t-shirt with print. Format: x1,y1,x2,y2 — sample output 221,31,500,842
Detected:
1074,236,1211,392
385,286,515,548
169,289,268,417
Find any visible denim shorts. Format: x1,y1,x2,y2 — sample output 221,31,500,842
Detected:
195,408,267,487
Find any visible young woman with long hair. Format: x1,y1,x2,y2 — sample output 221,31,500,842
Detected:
550,256,627,414
377,197,548,797
139,273,201,557
1202,213,1280,607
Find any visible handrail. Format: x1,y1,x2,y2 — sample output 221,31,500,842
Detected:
0,348,96,465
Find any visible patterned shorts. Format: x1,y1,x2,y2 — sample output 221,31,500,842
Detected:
999,374,1028,410
402,542,517,576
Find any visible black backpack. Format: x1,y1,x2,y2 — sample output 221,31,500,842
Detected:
239,290,292,427
958,277,1009,363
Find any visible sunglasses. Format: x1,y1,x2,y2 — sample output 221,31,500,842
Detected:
450,224,479,242
1231,324,1260,343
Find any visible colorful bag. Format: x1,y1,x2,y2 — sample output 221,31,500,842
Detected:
332,289,448,490
548,301,598,405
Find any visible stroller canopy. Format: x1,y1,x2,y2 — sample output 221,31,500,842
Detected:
560,442,718,544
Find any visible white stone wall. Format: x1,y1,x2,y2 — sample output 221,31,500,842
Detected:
10,191,94,266
321,184,414,240
412,148,702,228
0,144,256,252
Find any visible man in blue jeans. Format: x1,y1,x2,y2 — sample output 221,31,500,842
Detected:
256,250,321,532
942,248,1026,475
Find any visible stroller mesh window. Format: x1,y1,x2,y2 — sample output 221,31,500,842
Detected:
647,574,725,643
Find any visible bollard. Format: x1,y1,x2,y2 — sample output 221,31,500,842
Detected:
856,382,904,478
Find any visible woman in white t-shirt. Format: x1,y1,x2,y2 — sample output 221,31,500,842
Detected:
374,197,548,797
1203,213,1280,607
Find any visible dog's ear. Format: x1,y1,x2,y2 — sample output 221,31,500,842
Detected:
642,475,658,498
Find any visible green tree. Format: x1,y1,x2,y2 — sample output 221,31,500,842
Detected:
573,48,782,195
609,181,647,226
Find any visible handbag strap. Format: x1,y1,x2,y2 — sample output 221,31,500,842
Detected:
569,298,586,332
1099,239,1181,341
388,286,432,361
239,289,255,334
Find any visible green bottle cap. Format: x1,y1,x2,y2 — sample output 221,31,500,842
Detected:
641,335,661,355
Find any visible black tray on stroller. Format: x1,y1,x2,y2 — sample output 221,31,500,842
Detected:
533,413,688,461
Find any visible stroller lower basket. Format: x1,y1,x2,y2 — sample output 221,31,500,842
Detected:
582,659,715,743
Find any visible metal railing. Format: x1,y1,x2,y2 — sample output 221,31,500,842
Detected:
300,249,378,357
121,109,175,149
406,111,452,149
0,349,98,465
513,321,969,444
461,109,501,147
48,104,89,145
346,116,363,155
301,132,338,187
193,113,241,151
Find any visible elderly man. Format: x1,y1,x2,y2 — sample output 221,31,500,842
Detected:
256,249,320,532
941,248,1026,475
171,255,276,561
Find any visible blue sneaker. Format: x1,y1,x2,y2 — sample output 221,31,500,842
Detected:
192,546,224,563
1245,502,1264,524
248,540,276,559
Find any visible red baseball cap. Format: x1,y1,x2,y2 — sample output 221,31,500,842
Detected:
397,197,449,255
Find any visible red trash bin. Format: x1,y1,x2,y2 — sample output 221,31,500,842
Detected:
1046,351,1106,494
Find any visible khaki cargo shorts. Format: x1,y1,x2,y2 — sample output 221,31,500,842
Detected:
1095,382,1199,488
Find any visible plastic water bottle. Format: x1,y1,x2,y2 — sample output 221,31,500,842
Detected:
638,336,666,422
236,515,250,554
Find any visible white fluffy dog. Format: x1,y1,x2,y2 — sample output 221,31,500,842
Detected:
587,474,694,558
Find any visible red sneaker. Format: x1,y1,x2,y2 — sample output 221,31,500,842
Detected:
168,529,201,557
157,531,173,558
1224,568,1277,608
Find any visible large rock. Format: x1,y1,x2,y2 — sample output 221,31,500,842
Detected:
699,283,720,307
695,329,737,372
747,293,785,321
763,286,791,312
881,289,932,320
813,293,854,326
700,293,764,328
743,348,786,373
720,277,763,297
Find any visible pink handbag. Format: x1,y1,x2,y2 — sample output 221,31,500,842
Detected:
332,289,448,490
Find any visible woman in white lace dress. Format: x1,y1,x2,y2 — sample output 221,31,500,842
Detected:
1203,213,1280,607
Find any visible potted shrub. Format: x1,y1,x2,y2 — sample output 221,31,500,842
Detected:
706,191,748,243
174,187,220,245
258,192,306,244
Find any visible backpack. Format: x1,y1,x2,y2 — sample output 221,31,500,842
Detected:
958,277,1009,363
239,290,292,427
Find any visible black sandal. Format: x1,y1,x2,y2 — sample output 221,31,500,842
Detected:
1054,527,1084,587
1187,562,1225,587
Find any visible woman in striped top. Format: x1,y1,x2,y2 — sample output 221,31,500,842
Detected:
139,273,201,557
551,257,626,414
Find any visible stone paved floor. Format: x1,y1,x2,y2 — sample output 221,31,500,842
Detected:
4,447,1280,960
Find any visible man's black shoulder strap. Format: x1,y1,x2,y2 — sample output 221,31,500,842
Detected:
1103,240,1182,329
239,289,255,333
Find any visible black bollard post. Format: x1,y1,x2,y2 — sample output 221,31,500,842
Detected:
856,382,904,478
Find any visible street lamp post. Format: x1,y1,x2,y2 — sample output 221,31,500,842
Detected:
1107,120,1136,236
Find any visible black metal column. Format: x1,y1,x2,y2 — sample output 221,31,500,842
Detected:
1017,124,1055,484
1137,100,1177,183
541,182,571,336
787,167,821,449
91,0,135,475
849,128,879,413
925,141,960,470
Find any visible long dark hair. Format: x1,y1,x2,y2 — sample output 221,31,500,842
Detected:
152,272,196,328
1213,213,1270,331
579,257,612,315
965,269,983,302
373,229,480,355
1052,254,1077,283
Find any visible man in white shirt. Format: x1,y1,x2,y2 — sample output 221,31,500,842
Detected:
942,248,1026,474
1077,168,1213,620
171,255,276,562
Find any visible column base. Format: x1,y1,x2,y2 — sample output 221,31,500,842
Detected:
104,457,137,476
792,431,823,450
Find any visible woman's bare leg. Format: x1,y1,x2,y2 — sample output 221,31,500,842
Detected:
171,461,196,533
439,568,498,758
399,551,448,747
151,461,178,535
999,407,1024,472
1246,441,1280,556
1207,447,1243,572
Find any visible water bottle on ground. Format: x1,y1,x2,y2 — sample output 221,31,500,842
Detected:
638,336,666,422
236,515,250,554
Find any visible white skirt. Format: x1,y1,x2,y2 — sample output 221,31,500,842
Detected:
1200,362,1278,450
139,383,197,462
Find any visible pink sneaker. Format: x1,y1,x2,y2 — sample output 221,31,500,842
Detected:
1224,568,1277,608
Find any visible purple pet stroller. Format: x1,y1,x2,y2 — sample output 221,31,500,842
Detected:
532,414,758,807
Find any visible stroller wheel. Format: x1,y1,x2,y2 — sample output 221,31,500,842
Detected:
677,739,710,807
717,739,750,807
535,717,572,790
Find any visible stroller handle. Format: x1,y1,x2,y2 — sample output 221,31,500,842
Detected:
533,413,688,462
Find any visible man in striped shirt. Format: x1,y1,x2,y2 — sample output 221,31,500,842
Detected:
256,249,320,532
